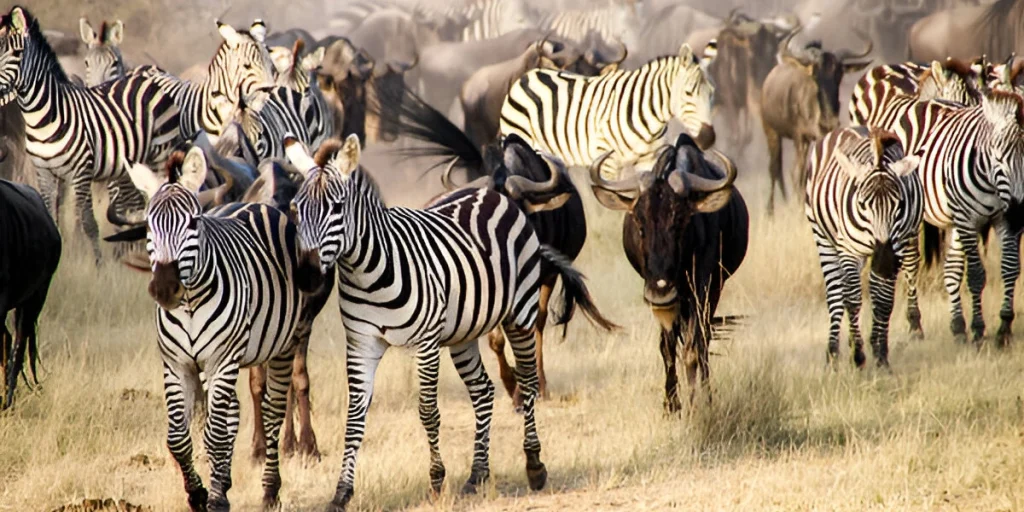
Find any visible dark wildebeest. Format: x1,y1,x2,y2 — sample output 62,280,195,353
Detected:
760,27,872,214
394,87,617,405
589,134,748,412
1,178,61,409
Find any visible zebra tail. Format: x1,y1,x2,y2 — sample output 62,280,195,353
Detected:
538,245,619,332
922,223,943,268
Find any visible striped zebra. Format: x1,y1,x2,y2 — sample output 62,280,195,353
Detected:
286,134,576,509
894,90,1024,346
450,0,533,41
537,2,640,48
126,146,316,511
0,6,180,263
500,42,716,181
223,80,333,161
78,17,124,87
805,127,924,367
849,58,984,128
142,20,275,140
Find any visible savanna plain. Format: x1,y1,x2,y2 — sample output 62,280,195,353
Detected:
4,157,1024,511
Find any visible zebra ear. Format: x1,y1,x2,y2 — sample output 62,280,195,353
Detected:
284,135,317,175
106,20,124,46
180,146,209,193
217,21,242,48
332,134,361,176
834,151,868,181
270,47,293,75
249,19,267,44
127,163,166,200
80,18,97,45
301,47,326,73
10,7,28,35
678,43,695,64
890,155,920,178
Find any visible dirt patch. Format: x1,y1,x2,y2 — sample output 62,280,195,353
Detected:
126,453,165,471
119,389,155,402
49,498,152,512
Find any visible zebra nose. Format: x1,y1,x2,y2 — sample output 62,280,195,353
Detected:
695,124,716,150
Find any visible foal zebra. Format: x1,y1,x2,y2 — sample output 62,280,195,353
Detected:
805,127,923,367
78,17,125,87
286,134,570,510
127,147,316,511
0,6,180,262
500,42,716,181
894,91,1024,346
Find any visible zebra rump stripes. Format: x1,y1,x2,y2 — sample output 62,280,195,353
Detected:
805,127,923,367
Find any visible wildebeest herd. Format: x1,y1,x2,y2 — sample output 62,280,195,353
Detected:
1,0,1023,510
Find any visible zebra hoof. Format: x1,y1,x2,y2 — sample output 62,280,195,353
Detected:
187,488,209,512
461,470,489,494
207,495,230,512
526,461,547,491
262,494,281,511
953,332,968,345
909,328,924,341
852,351,866,369
326,488,353,512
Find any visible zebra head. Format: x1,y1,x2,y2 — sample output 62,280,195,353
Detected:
918,58,984,105
0,7,32,106
207,19,276,133
79,17,125,87
127,148,208,310
286,134,362,275
670,43,716,150
834,132,921,246
981,90,1024,203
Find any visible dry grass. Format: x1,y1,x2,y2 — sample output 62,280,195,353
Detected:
4,172,1024,512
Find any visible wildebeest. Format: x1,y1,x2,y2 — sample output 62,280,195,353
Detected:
909,0,1024,63
589,134,748,412
760,28,872,214
1,178,61,409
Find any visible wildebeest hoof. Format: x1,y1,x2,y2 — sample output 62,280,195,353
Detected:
187,488,209,512
526,461,547,491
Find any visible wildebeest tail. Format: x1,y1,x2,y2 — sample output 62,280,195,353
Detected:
538,245,618,332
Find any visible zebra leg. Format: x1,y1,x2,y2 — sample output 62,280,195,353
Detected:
260,353,294,509
996,220,1020,348
35,169,60,220
289,325,320,459
535,283,551,400
868,269,897,368
162,362,207,511
659,323,681,414
328,337,388,512
961,230,986,344
840,255,866,368
900,236,924,339
486,329,520,408
204,361,242,511
450,340,495,494
944,229,968,343
71,175,103,264
414,342,446,495
815,235,845,367
503,321,546,492
249,366,268,463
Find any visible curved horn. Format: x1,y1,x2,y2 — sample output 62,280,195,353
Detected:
836,29,873,61
613,39,628,65
441,156,459,191
105,189,146,228
686,148,737,192
777,25,802,63
589,151,639,194
504,153,563,199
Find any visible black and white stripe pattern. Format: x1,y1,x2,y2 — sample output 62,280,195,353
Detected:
128,147,304,510
232,82,333,161
849,59,983,129
0,7,180,262
805,126,924,367
286,135,548,510
894,91,1024,345
143,20,275,140
79,17,125,87
500,43,716,180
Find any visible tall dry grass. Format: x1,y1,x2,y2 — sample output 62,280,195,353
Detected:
3,170,1024,512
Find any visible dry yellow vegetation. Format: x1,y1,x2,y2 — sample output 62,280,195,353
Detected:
3,173,1024,512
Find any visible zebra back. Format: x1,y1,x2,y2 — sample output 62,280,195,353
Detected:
849,59,983,128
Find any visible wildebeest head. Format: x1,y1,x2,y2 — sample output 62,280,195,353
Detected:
670,43,717,150
589,135,737,320
573,30,628,76
713,10,790,103
79,17,124,87
777,27,873,131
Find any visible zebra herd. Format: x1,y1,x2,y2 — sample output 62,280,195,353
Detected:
4,1,1024,510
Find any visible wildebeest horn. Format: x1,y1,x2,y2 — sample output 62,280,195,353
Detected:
105,187,146,227
589,151,638,194
197,164,234,207
777,25,802,63
684,149,737,193
836,29,873,61
504,153,563,199
441,156,459,191
612,39,627,65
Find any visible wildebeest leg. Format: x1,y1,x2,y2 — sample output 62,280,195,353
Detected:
535,283,551,400
0,301,10,409
163,362,207,511
961,228,986,344
763,118,784,215
259,352,294,509
793,137,811,194
249,366,268,463
659,324,681,414
944,228,969,344
503,320,547,492
487,329,521,409
289,326,320,458
840,255,866,368
995,219,1019,348
6,287,48,408
899,234,924,339
681,316,700,408
72,174,103,264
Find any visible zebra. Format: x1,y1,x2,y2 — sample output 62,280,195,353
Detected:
805,126,924,367
223,80,333,161
500,42,716,181
142,19,275,140
894,90,1024,346
412,0,533,41
0,6,180,263
125,146,319,511
285,133,589,509
78,17,125,87
536,2,640,50
849,58,984,129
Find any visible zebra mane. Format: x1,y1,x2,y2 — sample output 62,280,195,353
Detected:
165,150,186,184
313,139,344,169
1012,59,1024,85
98,21,108,43
8,7,70,83
986,89,1024,127
941,57,976,78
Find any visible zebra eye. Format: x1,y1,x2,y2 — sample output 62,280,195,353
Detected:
188,217,198,230
331,203,343,214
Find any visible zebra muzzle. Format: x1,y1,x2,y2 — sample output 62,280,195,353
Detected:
295,249,326,294
149,261,185,310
